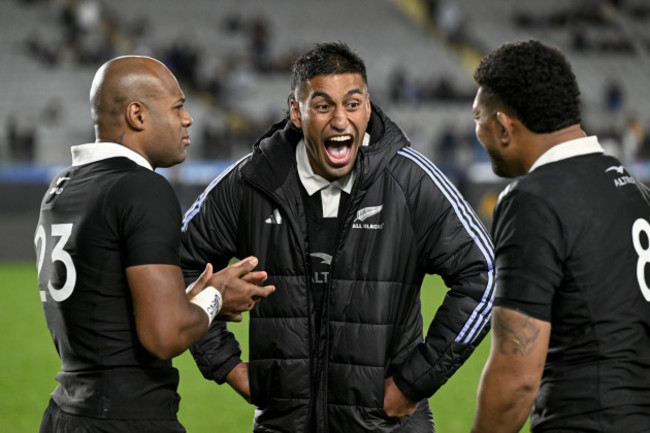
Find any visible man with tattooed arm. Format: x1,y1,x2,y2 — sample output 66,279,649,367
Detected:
470,40,650,432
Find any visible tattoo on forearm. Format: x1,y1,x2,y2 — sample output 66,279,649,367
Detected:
494,309,540,357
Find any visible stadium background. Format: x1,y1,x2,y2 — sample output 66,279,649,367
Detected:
1,0,649,431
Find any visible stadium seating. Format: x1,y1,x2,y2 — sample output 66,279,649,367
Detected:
2,0,650,260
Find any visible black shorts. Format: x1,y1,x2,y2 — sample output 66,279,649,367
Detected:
39,399,186,433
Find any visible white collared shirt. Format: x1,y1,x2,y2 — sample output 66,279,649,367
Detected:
529,136,604,173
71,142,153,171
296,133,369,218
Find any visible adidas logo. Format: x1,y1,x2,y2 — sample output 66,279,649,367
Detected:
265,209,283,224
352,205,384,230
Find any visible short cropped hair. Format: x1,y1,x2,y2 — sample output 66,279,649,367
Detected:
473,39,581,133
290,41,368,100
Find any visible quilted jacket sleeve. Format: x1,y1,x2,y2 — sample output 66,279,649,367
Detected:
179,161,246,384
393,152,495,402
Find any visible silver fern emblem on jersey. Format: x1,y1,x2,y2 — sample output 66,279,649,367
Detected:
355,205,383,222
352,205,385,230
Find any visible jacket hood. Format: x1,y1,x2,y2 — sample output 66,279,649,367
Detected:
241,102,411,194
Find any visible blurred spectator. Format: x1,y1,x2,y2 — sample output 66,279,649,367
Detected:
200,108,232,160
204,64,226,105
570,27,591,51
426,75,473,101
604,78,624,111
59,0,81,47
388,66,407,104
640,121,650,159
40,98,65,127
75,0,101,34
222,12,245,34
248,16,272,73
621,115,644,164
7,115,36,163
25,31,60,67
424,0,439,26
164,39,201,91
436,125,459,166
436,0,467,45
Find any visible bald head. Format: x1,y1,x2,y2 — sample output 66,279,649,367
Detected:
86,55,193,168
89,56,178,136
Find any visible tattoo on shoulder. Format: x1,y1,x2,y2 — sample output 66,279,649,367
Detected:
494,309,541,357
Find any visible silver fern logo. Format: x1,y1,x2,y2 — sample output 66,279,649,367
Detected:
352,205,384,230
355,205,383,222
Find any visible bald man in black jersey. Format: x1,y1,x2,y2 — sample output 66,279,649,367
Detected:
35,56,275,433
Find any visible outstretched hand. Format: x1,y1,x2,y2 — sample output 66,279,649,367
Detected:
209,256,275,322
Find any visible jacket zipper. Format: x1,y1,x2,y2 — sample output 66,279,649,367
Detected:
317,166,365,433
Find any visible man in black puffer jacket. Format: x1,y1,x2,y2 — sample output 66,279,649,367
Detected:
180,42,495,433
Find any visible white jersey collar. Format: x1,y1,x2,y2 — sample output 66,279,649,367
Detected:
296,133,369,218
529,136,603,173
71,142,153,171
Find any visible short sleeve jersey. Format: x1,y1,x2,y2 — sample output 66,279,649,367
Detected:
492,150,650,431
35,150,182,420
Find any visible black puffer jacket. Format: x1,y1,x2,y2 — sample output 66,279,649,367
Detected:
180,104,495,433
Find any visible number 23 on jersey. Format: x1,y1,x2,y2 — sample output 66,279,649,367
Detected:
34,223,76,302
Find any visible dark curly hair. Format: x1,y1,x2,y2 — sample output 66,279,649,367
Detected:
289,41,368,102
473,39,581,133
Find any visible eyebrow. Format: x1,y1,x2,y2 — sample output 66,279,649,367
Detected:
311,89,365,100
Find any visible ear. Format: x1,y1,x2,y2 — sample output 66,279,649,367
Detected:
289,97,302,129
496,111,513,143
125,101,146,131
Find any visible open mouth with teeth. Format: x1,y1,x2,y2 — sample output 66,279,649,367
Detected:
324,135,354,165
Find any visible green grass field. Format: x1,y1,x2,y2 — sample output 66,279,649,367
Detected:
0,261,523,432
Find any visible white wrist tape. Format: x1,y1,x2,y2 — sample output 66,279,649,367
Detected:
190,286,222,326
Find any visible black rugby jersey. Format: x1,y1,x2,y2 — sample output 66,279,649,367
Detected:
492,138,650,432
35,143,182,419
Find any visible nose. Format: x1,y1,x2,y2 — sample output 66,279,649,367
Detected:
330,106,348,131
183,110,193,127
